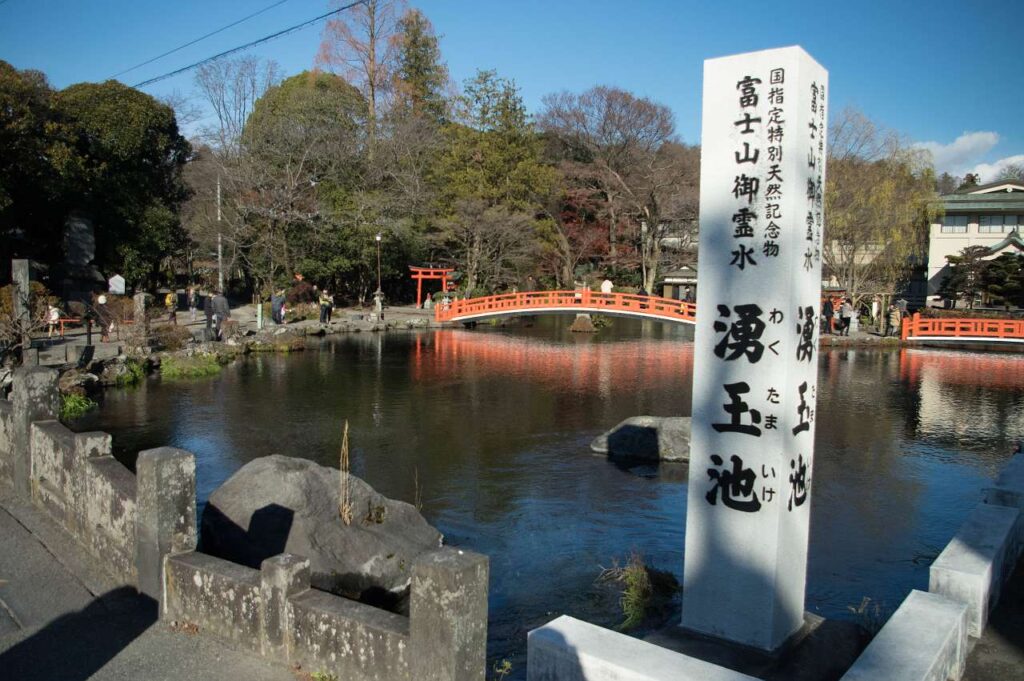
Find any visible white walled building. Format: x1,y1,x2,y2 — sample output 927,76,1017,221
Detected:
927,179,1024,301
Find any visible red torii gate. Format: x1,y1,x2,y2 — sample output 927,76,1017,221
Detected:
409,265,454,308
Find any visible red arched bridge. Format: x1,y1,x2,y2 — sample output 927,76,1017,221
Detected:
902,313,1024,344
434,290,696,325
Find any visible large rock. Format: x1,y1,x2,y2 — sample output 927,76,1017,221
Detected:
201,455,442,612
590,416,691,462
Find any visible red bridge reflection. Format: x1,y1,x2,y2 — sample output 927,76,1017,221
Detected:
410,330,694,392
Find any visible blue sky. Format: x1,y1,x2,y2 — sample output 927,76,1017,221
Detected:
2,0,1022,180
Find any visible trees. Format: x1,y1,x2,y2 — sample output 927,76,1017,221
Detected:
935,172,960,195
433,70,555,292
538,86,698,290
392,8,448,123
228,71,367,295
824,107,938,303
997,164,1024,182
53,81,191,287
194,56,282,156
938,245,989,307
0,62,191,288
980,253,1024,310
317,0,404,151
0,61,67,269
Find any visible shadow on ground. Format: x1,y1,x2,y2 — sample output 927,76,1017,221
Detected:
0,587,155,681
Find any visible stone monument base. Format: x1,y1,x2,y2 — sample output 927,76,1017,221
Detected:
645,613,866,681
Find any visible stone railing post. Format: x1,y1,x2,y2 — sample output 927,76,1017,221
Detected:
410,547,489,681
260,554,310,658
136,447,197,603
11,367,59,496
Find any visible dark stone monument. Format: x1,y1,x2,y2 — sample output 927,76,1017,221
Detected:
54,214,105,304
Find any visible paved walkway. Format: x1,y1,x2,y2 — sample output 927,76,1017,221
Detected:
0,484,296,681
963,557,1024,680
29,303,440,367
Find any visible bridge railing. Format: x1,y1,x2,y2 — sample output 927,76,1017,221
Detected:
901,312,1024,341
434,290,696,324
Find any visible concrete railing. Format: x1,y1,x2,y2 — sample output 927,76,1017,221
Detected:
164,548,487,681
838,450,1024,681
0,367,193,594
0,366,489,681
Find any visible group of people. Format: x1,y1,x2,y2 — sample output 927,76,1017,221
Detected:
821,294,907,337
821,296,856,336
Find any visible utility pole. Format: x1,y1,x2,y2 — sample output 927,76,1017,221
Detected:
216,175,224,292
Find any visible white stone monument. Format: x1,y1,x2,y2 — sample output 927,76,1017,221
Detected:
682,46,828,651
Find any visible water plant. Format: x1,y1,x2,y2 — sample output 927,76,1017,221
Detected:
310,672,337,681
847,596,888,636
597,551,680,631
160,355,222,379
116,358,146,386
491,659,513,680
60,393,97,420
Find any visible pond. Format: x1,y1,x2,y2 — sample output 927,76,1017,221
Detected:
78,317,1024,678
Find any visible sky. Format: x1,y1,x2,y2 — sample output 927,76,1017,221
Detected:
2,0,1022,181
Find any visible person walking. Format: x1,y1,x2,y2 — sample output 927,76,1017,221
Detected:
164,290,177,325
212,290,230,340
821,297,834,334
203,291,214,340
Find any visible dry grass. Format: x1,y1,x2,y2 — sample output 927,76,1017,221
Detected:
339,421,352,525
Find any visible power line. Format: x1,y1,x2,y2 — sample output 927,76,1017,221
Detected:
111,0,291,79
132,0,365,89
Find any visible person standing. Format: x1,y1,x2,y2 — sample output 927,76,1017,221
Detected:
212,290,230,340
96,294,112,343
683,286,694,303
270,290,285,325
319,288,331,324
188,287,200,322
47,303,60,338
600,278,614,294
840,298,854,336
887,304,902,337
821,297,834,335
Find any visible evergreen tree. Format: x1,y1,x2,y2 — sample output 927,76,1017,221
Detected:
433,70,556,292
981,253,1024,310
938,245,989,307
393,9,448,123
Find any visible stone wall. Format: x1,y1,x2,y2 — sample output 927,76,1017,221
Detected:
163,548,488,681
0,366,490,681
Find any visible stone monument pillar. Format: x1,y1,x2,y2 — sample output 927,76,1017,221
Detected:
133,292,149,341
682,46,828,651
11,259,32,364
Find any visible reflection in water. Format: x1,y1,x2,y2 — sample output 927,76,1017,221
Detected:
79,318,1023,679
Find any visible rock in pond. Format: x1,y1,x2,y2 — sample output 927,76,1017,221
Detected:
590,416,691,462
201,455,442,612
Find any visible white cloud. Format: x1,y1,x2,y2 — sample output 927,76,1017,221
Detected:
970,155,1024,184
915,131,999,176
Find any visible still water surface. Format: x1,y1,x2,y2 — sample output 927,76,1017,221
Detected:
79,317,1024,676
